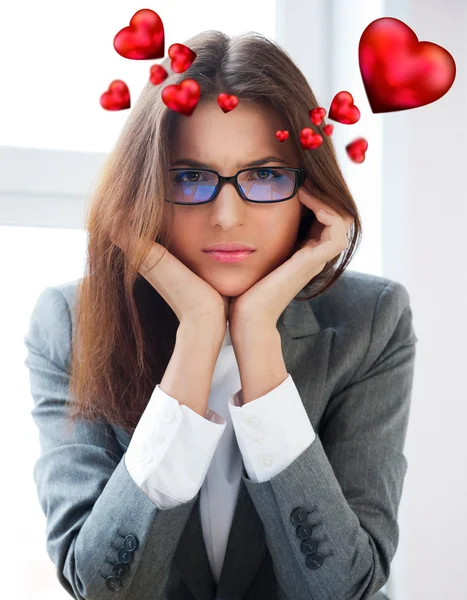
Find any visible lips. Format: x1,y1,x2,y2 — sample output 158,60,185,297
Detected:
203,243,255,252
204,249,254,263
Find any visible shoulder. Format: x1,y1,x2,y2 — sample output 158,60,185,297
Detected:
314,269,413,322
24,279,81,368
312,269,417,393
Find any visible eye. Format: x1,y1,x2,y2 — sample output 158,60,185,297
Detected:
173,170,207,183
247,168,281,180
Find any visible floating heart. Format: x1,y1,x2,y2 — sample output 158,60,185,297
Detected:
309,107,326,125
359,17,456,113
162,79,201,116
100,80,130,111
149,64,168,85
114,9,164,60
217,93,239,113
169,43,197,73
275,130,289,142
329,91,360,124
323,124,334,136
346,137,368,163
300,127,323,150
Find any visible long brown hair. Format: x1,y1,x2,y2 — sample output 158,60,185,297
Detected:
66,30,363,436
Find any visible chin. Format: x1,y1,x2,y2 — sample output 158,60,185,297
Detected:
209,277,257,298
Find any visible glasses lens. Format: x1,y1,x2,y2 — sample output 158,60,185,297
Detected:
168,170,218,204
238,168,296,201
167,168,297,204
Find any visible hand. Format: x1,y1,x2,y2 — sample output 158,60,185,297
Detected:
227,186,355,332
109,220,226,327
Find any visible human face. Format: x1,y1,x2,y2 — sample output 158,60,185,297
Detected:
163,98,305,298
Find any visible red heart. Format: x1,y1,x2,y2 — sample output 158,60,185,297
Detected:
149,65,168,85
359,17,456,113
275,130,289,142
346,138,368,163
169,43,197,73
217,94,239,113
329,91,360,124
300,128,323,150
100,80,130,111
162,79,201,116
113,9,164,60
309,107,326,125
323,124,334,136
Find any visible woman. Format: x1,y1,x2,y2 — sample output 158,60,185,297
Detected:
24,30,417,600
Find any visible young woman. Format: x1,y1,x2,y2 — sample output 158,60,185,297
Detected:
24,30,417,600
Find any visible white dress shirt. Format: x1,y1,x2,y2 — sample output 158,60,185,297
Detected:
124,321,316,584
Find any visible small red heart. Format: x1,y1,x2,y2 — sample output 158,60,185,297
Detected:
168,43,197,73
275,130,289,142
300,127,323,150
323,124,334,136
113,9,164,60
162,79,201,116
100,80,131,111
217,93,239,113
309,107,326,125
329,91,361,124
346,137,368,163
149,64,168,85
359,17,456,113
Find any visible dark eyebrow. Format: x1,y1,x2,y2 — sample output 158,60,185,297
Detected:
170,155,291,169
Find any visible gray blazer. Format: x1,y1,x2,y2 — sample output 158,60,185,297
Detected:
24,269,417,600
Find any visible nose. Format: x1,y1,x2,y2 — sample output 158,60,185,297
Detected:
208,179,248,226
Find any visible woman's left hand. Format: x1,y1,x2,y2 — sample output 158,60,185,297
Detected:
228,186,355,333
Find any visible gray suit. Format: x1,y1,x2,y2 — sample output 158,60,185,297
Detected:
24,269,417,600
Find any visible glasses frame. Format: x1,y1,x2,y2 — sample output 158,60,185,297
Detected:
164,166,306,205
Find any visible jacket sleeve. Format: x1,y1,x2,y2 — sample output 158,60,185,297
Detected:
124,384,227,509
238,280,418,600
23,286,200,600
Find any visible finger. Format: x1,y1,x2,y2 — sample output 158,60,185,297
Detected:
314,210,349,250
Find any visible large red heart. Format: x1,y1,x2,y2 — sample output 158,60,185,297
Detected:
114,9,165,60
359,17,456,113
169,44,197,73
161,79,201,116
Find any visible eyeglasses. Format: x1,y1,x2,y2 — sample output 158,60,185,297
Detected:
164,167,306,205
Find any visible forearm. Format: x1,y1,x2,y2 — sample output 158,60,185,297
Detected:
232,325,288,404
160,319,225,417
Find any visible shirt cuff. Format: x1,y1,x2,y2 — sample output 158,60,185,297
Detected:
125,384,227,508
228,373,316,483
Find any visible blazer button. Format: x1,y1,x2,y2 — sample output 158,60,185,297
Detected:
290,508,308,525
301,538,319,555
118,548,133,564
124,535,139,552
296,524,313,539
106,576,123,592
113,563,130,579
306,554,324,570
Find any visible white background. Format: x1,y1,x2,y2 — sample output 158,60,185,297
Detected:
1,1,465,598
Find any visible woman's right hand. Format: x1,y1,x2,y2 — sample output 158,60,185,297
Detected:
140,242,227,326
110,226,227,328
